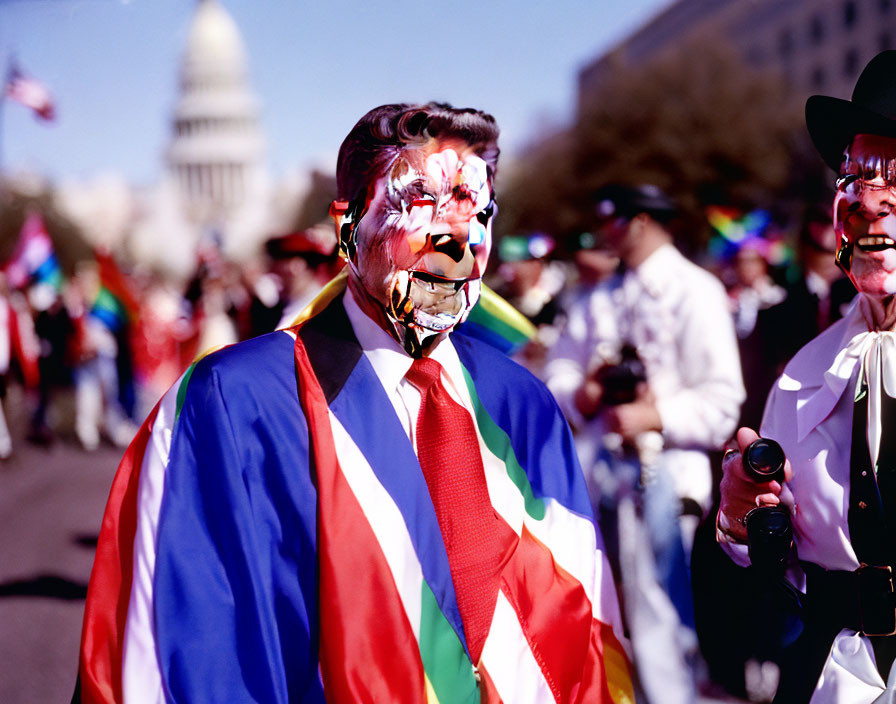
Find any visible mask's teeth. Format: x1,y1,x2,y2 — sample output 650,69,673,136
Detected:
857,235,896,250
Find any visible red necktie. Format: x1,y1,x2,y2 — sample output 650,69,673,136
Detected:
405,356,513,663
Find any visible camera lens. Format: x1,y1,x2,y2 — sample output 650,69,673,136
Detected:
746,505,793,570
743,438,786,483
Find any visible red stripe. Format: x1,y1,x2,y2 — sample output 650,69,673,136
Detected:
77,403,160,704
579,619,632,704
500,526,626,703
293,331,426,702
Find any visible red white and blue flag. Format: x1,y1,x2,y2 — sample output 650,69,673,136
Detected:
4,62,55,121
75,299,633,703
4,212,63,291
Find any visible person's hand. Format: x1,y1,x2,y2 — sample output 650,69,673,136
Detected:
719,427,794,543
603,383,662,443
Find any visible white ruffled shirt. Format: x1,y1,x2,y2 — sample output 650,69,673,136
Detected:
724,294,896,702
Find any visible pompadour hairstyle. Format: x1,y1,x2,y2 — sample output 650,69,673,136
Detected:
335,102,500,204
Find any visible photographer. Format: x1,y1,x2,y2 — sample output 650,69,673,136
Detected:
546,183,744,702
547,183,744,538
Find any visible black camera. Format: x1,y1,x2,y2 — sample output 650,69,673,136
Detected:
742,438,793,572
597,343,647,406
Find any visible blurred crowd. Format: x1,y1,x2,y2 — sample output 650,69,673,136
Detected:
494,197,853,419
0,217,343,457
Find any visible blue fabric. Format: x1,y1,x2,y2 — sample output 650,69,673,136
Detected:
642,464,696,631
154,332,324,703
152,322,598,702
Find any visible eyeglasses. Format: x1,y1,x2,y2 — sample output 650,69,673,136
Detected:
837,174,896,191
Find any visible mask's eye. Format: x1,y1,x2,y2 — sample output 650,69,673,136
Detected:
476,199,496,225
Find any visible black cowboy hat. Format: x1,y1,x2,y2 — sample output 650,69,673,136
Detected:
806,50,896,172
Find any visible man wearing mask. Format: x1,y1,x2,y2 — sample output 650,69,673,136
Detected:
720,51,896,702
73,103,632,703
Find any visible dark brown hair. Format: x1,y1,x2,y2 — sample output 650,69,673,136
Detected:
335,102,500,204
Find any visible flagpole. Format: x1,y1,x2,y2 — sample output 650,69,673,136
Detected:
0,55,7,178
0,54,14,180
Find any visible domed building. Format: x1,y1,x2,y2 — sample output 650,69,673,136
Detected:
129,0,274,279
168,0,267,225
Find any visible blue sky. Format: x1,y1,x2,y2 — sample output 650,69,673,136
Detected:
0,0,669,186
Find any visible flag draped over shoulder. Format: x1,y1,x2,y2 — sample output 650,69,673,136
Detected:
76,300,632,703
4,212,62,291
290,272,537,356
4,61,55,121
300,324,634,703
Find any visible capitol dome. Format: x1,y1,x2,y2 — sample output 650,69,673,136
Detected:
181,0,247,90
166,0,268,230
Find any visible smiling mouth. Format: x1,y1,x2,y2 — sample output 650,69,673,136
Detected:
857,236,896,251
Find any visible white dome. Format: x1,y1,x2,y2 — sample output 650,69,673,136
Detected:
162,0,270,243
181,0,247,87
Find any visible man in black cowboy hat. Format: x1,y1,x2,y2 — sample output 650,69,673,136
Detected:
719,50,896,702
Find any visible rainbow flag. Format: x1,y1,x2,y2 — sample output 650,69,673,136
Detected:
705,206,793,266
75,301,633,703
4,212,63,291
90,250,139,333
461,285,536,355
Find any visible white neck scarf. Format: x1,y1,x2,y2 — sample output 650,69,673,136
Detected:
852,330,896,468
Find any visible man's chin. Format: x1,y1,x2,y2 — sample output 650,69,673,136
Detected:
850,272,896,298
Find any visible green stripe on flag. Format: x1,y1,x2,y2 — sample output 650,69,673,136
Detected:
465,299,531,349
45,267,64,292
174,362,199,425
461,367,546,520
419,582,479,704
94,286,123,316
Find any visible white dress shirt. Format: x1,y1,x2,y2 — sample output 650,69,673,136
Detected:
545,243,745,509
722,295,896,572
720,295,896,701
343,287,474,450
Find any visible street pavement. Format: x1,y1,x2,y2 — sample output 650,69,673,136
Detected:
0,387,122,704
0,384,751,704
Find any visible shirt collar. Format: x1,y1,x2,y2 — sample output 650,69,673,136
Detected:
628,243,679,297
343,286,461,395
790,295,883,441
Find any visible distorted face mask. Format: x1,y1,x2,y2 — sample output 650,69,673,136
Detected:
834,134,896,297
334,141,494,356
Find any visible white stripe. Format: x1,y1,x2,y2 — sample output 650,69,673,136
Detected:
121,375,185,704
480,591,555,702
328,411,424,639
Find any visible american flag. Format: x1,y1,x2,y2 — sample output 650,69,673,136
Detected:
4,62,55,121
